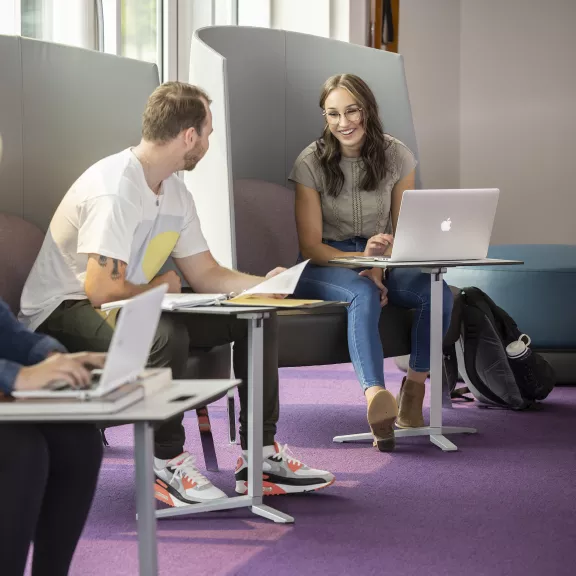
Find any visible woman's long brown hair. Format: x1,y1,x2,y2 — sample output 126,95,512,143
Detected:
315,74,388,197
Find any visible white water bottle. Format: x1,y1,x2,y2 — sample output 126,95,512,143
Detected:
506,334,531,360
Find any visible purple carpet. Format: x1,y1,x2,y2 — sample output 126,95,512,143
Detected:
62,360,576,575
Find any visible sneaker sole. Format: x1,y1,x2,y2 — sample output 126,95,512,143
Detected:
367,390,398,451
154,478,227,508
235,477,335,496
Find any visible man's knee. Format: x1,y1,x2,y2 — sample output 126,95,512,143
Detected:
149,315,190,375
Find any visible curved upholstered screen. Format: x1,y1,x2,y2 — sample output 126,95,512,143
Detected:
233,178,299,276
196,26,420,185
0,35,159,231
188,26,420,269
0,213,44,313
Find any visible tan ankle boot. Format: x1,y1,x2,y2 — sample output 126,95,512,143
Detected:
396,377,425,428
366,389,398,452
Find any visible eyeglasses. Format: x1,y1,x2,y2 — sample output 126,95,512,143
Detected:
323,107,363,125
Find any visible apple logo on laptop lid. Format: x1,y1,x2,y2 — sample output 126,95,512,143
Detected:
441,218,452,232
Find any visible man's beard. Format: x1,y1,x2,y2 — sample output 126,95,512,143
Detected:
183,144,204,171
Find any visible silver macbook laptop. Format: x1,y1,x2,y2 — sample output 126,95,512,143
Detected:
14,284,167,399
387,188,499,262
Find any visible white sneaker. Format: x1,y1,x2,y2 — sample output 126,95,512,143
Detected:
235,442,336,495
154,452,227,507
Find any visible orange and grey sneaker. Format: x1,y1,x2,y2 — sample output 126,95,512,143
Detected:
235,442,335,495
154,452,227,507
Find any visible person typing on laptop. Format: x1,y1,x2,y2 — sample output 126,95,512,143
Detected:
19,82,334,506
0,296,105,576
290,74,454,451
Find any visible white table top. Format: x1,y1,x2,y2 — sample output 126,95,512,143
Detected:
330,257,523,269
165,305,273,317
0,379,240,424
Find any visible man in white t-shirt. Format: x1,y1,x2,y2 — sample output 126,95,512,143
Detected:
20,82,334,506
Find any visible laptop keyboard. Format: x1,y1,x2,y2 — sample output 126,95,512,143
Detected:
47,370,102,392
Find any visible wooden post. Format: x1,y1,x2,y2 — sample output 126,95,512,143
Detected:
371,0,383,49
371,0,400,52
386,0,400,53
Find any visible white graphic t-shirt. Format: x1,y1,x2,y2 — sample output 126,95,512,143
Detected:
19,149,208,331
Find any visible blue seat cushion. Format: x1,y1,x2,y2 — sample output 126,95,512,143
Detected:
444,245,576,349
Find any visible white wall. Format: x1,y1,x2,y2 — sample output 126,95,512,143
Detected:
460,0,576,245
398,0,461,189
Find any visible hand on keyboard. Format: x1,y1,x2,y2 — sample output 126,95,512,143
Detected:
14,352,106,392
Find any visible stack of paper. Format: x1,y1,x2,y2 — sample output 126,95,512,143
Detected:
158,293,228,310
100,260,316,312
101,293,228,312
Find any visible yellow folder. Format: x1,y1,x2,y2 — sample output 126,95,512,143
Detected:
224,295,329,308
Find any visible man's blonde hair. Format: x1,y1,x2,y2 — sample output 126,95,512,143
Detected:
142,82,211,142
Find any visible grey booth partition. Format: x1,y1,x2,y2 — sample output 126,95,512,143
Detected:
188,26,426,368
194,26,421,189
0,35,231,462
0,35,159,230
0,34,160,312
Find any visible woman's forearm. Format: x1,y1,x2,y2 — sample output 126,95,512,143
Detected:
301,243,364,266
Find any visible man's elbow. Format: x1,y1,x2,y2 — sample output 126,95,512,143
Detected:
85,283,117,309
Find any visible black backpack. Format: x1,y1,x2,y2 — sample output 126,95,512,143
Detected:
443,287,556,410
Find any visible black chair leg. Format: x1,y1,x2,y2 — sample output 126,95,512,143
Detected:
196,407,219,472
100,428,109,447
227,389,237,445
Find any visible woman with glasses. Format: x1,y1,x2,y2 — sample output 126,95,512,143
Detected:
289,74,453,452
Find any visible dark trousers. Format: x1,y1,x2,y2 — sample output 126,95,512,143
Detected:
0,423,103,576
39,300,280,457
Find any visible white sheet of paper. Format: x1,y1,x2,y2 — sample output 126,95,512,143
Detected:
243,260,310,295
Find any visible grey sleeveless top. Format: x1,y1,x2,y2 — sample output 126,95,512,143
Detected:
289,135,417,241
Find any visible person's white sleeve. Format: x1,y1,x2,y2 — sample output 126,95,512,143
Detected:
172,191,209,259
77,195,141,263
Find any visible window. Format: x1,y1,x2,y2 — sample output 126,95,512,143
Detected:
121,0,161,69
19,0,100,50
21,0,43,39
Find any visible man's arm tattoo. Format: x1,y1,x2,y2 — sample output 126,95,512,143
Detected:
111,259,121,280
95,255,122,280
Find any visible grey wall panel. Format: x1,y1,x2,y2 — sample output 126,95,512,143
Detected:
285,32,420,186
0,35,24,217
198,27,286,186
20,39,159,231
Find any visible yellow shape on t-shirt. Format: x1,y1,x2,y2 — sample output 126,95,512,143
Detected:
142,231,180,282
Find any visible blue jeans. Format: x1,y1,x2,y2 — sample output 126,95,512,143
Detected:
294,238,454,391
